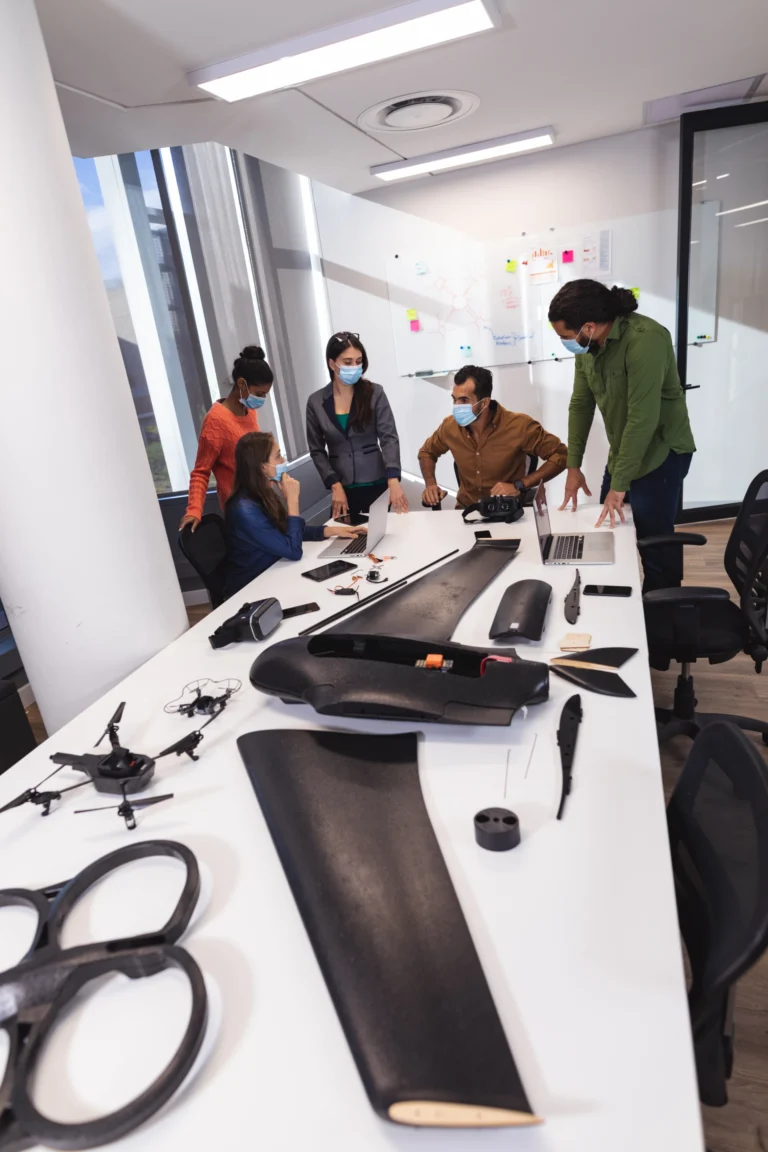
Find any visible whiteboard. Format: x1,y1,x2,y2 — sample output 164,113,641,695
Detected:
385,211,718,378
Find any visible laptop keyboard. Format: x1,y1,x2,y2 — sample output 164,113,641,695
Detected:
340,533,369,556
552,534,584,561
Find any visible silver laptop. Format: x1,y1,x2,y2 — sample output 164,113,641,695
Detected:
533,481,614,565
318,488,389,559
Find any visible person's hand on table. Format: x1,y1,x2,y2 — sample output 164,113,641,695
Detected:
422,484,446,506
331,483,349,519
490,482,520,497
323,524,368,539
595,489,626,529
559,467,592,511
179,514,200,533
388,479,409,514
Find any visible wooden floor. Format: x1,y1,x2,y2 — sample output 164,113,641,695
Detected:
25,521,768,1150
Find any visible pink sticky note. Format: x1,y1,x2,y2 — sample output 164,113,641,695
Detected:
562,249,574,264
410,319,420,332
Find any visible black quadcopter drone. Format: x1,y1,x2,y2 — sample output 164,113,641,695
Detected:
0,679,241,829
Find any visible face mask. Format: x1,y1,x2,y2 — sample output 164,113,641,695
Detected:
560,325,590,355
453,403,480,427
273,463,287,482
240,392,266,410
338,365,363,386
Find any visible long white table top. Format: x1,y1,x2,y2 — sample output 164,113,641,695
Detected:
0,503,704,1151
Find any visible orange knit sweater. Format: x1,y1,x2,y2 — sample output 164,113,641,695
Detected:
185,401,260,519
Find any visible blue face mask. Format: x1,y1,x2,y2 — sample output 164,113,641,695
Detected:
240,391,266,410
338,365,363,386
560,325,590,355
273,463,288,482
453,403,479,427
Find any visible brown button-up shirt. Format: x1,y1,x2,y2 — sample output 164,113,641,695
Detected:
418,401,568,508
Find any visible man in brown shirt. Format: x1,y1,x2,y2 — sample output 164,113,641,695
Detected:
419,365,568,508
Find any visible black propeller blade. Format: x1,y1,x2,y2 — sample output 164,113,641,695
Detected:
95,701,126,746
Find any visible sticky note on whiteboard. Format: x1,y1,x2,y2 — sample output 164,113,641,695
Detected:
410,319,420,332
631,287,640,300
415,262,428,275
505,258,518,273
562,249,574,263
406,309,418,321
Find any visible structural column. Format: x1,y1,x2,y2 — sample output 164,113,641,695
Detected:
0,0,189,733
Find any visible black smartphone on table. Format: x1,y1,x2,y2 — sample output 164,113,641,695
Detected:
583,585,632,597
302,560,358,582
474,530,492,540
334,512,368,526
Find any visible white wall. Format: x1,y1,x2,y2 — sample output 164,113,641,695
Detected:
312,125,682,505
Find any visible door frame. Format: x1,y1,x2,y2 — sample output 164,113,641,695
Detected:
676,99,768,523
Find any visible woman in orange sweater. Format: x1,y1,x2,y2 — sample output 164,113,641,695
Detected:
180,346,274,532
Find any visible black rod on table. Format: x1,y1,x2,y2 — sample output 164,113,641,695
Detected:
298,548,460,637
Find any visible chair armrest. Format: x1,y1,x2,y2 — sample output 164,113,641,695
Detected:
643,586,731,605
637,533,707,551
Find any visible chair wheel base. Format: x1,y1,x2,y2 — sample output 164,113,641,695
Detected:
656,706,768,746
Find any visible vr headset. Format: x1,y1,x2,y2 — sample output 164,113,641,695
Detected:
462,495,524,525
209,599,285,649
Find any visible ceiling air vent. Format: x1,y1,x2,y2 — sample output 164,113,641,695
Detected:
358,90,480,133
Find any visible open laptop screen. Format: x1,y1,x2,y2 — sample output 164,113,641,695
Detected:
533,482,552,558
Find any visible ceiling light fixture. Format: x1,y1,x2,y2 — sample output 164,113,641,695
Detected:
734,216,768,228
692,180,707,187
716,199,768,216
371,126,554,180
716,173,730,179
188,0,499,101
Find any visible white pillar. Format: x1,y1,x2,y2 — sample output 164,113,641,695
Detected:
0,0,189,734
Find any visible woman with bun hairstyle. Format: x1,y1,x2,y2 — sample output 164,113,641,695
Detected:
223,432,365,596
306,332,408,519
548,280,695,592
180,345,274,532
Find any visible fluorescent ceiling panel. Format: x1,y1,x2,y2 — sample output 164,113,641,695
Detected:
188,0,498,101
371,128,554,180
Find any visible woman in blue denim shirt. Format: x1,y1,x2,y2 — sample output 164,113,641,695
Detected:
224,432,364,597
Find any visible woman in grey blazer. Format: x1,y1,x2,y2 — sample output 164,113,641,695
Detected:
306,332,409,518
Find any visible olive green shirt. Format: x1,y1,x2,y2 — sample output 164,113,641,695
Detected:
566,312,696,492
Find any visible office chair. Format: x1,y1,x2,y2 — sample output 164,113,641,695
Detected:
177,514,228,609
641,470,768,745
667,720,768,1107
422,455,540,509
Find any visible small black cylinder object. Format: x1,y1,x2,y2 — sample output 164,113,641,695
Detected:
474,808,520,852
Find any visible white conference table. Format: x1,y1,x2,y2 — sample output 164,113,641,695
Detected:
0,503,704,1152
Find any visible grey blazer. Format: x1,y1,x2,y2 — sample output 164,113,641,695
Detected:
306,381,402,490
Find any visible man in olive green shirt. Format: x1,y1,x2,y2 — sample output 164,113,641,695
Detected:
549,280,695,591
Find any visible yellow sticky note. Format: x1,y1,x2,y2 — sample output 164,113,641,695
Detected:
406,309,418,321
505,259,517,273
631,287,640,300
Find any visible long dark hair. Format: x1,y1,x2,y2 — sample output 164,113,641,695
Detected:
231,345,274,388
548,281,638,330
326,331,373,432
228,431,287,532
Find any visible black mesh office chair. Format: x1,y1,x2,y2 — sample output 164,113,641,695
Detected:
641,471,768,744
178,514,228,608
667,720,768,1107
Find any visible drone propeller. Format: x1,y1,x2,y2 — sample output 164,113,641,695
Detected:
95,701,126,746
74,792,174,830
164,678,241,717
156,730,205,761
0,774,90,817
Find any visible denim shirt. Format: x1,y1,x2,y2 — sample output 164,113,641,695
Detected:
224,493,324,597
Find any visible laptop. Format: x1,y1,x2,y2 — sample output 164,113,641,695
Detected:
318,488,390,559
533,481,614,565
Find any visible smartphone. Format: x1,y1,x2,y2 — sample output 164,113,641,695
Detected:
282,602,320,618
334,512,368,526
302,560,358,582
583,584,632,597
474,529,492,540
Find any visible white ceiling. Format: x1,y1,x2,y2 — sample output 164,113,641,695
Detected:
38,0,768,193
